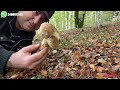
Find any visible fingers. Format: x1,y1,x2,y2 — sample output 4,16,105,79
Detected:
22,44,40,53
29,47,48,63
28,54,47,69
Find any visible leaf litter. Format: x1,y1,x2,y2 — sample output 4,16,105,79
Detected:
2,21,120,79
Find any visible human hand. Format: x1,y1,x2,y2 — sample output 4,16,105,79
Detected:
6,44,48,69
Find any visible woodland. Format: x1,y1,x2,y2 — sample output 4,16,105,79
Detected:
1,11,120,79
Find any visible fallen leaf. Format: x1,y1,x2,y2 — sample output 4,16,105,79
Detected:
79,61,85,67
116,43,120,47
40,70,48,76
68,61,75,68
90,64,95,69
65,67,71,72
112,64,120,71
114,58,120,64
104,68,109,71
10,73,19,79
96,73,106,79
116,37,120,43
96,66,104,73
52,70,62,77
88,58,95,63
103,42,112,48
71,51,81,62
70,72,78,78
89,64,96,71
72,68,78,71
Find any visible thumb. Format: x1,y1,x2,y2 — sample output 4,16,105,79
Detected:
22,44,40,53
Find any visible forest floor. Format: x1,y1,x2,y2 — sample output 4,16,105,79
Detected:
1,21,120,79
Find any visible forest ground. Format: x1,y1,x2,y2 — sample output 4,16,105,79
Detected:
1,21,120,79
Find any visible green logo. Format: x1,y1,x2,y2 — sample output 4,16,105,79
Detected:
1,11,7,18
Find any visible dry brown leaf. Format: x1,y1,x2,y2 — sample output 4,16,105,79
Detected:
103,42,112,48
112,64,120,71
96,73,106,79
88,58,95,63
65,66,71,72
71,51,81,59
117,37,120,43
68,61,75,68
40,70,48,76
116,42,120,47
90,64,95,69
70,72,78,78
96,66,104,73
114,58,120,63
89,64,96,71
10,73,20,79
83,70,91,78
71,51,84,62
104,68,109,71
79,61,85,67
72,68,78,71
52,70,62,77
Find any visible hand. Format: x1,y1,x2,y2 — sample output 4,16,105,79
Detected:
6,44,48,69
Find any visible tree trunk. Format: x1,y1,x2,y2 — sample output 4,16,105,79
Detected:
74,11,86,28
78,11,86,28
74,11,79,28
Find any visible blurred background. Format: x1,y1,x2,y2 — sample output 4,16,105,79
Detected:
50,11,120,30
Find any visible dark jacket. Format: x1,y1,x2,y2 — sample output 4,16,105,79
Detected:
0,11,35,75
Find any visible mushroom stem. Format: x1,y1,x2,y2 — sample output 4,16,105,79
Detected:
39,38,49,50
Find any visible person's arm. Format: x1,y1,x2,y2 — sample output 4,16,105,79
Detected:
0,45,14,75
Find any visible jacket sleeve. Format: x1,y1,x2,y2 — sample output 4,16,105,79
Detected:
0,45,14,76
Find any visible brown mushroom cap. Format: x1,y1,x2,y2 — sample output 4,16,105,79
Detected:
47,36,60,49
39,22,57,38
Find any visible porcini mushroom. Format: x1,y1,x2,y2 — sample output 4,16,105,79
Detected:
39,22,60,50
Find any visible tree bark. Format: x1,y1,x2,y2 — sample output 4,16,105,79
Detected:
74,11,86,28
78,11,86,28
74,11,79,28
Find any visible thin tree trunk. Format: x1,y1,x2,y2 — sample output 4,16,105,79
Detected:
78,11,86,28
74,11,79,28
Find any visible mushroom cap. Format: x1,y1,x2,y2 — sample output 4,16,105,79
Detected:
47,36,60,49
39,22,57,38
